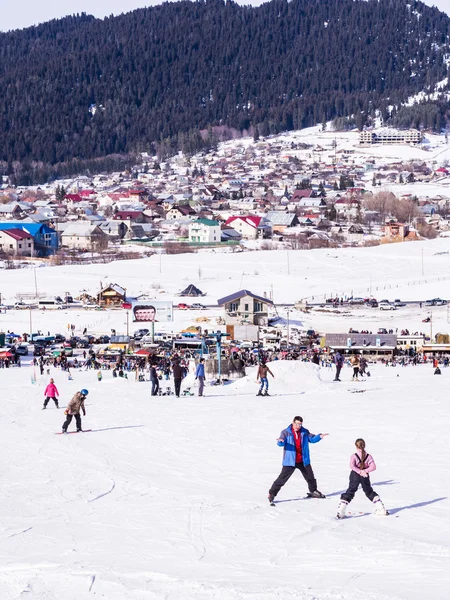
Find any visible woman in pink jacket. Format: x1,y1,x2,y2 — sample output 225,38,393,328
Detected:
43,378,59,409
336,438,388,518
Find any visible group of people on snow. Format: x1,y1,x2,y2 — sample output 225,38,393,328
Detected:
268,416,388,518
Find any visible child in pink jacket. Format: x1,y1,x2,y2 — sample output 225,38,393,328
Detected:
336,438,388,518
43,378,59,409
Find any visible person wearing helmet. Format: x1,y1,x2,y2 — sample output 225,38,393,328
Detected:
62,389,89,433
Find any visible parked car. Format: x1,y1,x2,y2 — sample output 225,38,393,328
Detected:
191,303,206,310
394,299,406,307
54,334,66,343
379,301,396,311
33,345,46,356
122,302,132,309
377,328,388,334
367,299,378,308
16,345,29,355
96,335,111,344
432,298,447,306
177,303,191,309
348,297,364,304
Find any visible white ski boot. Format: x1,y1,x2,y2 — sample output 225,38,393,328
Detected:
336,499,348,519
373,495,388,515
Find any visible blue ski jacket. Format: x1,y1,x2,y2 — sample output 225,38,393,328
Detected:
195,363,205,377
277,424,322,466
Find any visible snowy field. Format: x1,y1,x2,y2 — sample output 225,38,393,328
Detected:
1,240,450,599
1,361,449,599
2,236,450,337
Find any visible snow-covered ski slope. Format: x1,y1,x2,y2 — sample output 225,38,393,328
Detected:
1,360,449,600
2,239,450,598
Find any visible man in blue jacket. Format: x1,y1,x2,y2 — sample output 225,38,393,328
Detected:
268,415,329,504
195,357,205,397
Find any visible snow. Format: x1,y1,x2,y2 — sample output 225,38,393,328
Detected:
1,241,450,598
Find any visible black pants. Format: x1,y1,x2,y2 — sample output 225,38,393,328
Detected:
44,396,59,408
340,471,377,503
352,367,359,378
269,462,317,497
62,413,82,432
174,378,181,397
151,378,159,395
334,365,342,380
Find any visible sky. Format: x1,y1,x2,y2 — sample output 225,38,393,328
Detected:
1,0,449,33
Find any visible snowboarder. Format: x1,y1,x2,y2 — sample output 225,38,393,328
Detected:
350,354,360,381
62,389,88,433
256,361,274,396
336,438,388,518
195,358,205,397
333,351,344,381
268,416,328,504
43,378,59,409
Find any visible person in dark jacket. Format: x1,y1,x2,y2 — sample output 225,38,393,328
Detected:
333,351,344,381
150,364,159,396
268,416,329,504
172,358,183,397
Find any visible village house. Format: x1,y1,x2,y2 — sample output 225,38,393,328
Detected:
265,211,300,233
217,289,274,326
61,223,109,250
0,228,34,255
0,222,58,256
98,283,126,307
188,219,221,243
382,222,421,243
166,205,197,220
225,215,272,239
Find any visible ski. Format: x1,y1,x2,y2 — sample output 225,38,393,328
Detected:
55,429,92,435
305,492,327,499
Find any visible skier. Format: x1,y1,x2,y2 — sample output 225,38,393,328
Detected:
333,350,344,381
195,357,206,397
268,416,329,504
256,361,274,396
97,371,102,382
62,389,88,433
336,438,388,518
43,378,59,409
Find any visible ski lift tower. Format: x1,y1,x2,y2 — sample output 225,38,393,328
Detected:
206,331,230,383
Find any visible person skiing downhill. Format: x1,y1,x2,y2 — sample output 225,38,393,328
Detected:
43,378,59,409
256,361,274,396
336,438,388,518
268,416,329,504
62,389,88,433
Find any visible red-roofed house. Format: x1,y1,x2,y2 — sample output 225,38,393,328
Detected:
225,215,272,239
112,211,146,223
0,228,34,255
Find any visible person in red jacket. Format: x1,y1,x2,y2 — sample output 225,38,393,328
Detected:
43,378,59,409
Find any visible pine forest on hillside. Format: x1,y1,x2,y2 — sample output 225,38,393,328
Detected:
1,0,450,184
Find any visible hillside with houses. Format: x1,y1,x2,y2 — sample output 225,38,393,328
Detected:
1,126,450,264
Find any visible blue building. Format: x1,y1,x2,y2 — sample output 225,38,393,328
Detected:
0,222,58,256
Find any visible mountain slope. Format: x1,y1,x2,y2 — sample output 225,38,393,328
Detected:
0,0,450,182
